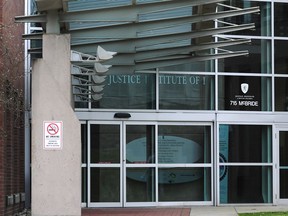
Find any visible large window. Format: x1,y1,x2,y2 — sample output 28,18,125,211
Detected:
219,125,272,204
73,1,277,112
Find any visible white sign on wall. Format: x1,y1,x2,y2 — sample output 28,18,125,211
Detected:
43,121,63,150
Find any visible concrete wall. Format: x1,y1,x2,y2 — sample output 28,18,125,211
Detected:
31,34,81,216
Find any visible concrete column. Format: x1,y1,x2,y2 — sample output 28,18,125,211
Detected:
31,34,81,216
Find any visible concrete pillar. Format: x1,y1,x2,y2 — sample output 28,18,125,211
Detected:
31,34,81,216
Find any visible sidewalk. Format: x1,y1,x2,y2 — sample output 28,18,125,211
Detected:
82,206,288,216
190,206,288,216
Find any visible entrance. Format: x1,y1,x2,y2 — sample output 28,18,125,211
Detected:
85,121,213,207
276,127,288,204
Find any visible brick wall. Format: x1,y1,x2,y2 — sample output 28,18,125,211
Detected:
0,0,25,215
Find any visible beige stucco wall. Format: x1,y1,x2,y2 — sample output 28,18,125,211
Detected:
31,34,81,216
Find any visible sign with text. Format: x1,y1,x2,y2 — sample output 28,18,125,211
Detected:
225,76,261,111
43,121,63,150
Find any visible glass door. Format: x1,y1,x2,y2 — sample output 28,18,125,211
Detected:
86,121,213,207
276,129,288,204
124,122,156,207
88,121,122,207
87,121,157,207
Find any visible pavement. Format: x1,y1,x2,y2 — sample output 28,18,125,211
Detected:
82,206,288,216
189,206,288,215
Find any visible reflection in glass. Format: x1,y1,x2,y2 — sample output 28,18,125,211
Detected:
126,125,155,164
280,170,288,199
275,41,288,74
90,168,120,202
91,74,156,109
160,61,214,73
219,125,272,163
218,40,271,73
74,74,90,109
158,168,211,201
275,78,288,111
159,75,214,110
218,1,271,36
126,168,155,202
220,166,272,203
275,3,288,37
90,124,120,163
218,76,271,111
158,125,211,163
157,4,214,73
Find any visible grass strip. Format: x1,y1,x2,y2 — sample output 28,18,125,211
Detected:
239,212,288,216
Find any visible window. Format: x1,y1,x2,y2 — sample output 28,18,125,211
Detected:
219,125,272,204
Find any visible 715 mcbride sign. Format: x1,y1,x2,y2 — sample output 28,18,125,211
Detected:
229,82,260,109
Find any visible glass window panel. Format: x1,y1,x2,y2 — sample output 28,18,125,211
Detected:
280,132,288,167
126,168,155,202
220,166,272,204
90,168,120,202
82,167,87,203
219,125,272,163
74,74,89,109
274,3,288,37
81,124,87,164
275,40,288,74
218,76,271,111
158,168,211,201
275,78,288,111
30,0,38,15
90,124,120,163
218,1,271,36
158,125,211,164
218,39,271,74
126,125,155,164
74,101,88,109
91,73,156,109
159,74,214,110
280,169,288,199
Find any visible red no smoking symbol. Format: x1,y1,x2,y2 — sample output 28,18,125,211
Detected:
47,123,59,135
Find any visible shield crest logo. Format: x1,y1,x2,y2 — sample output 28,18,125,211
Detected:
241,83,249,94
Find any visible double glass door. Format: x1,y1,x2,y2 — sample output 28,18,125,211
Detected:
85,121,212,207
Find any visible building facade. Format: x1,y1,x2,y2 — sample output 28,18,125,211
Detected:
0,0,25,215
24,0,288,209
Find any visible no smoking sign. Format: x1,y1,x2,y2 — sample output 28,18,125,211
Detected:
44,121,63,150
47,123,59,135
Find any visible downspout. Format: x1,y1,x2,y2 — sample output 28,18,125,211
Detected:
24,0,31,208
